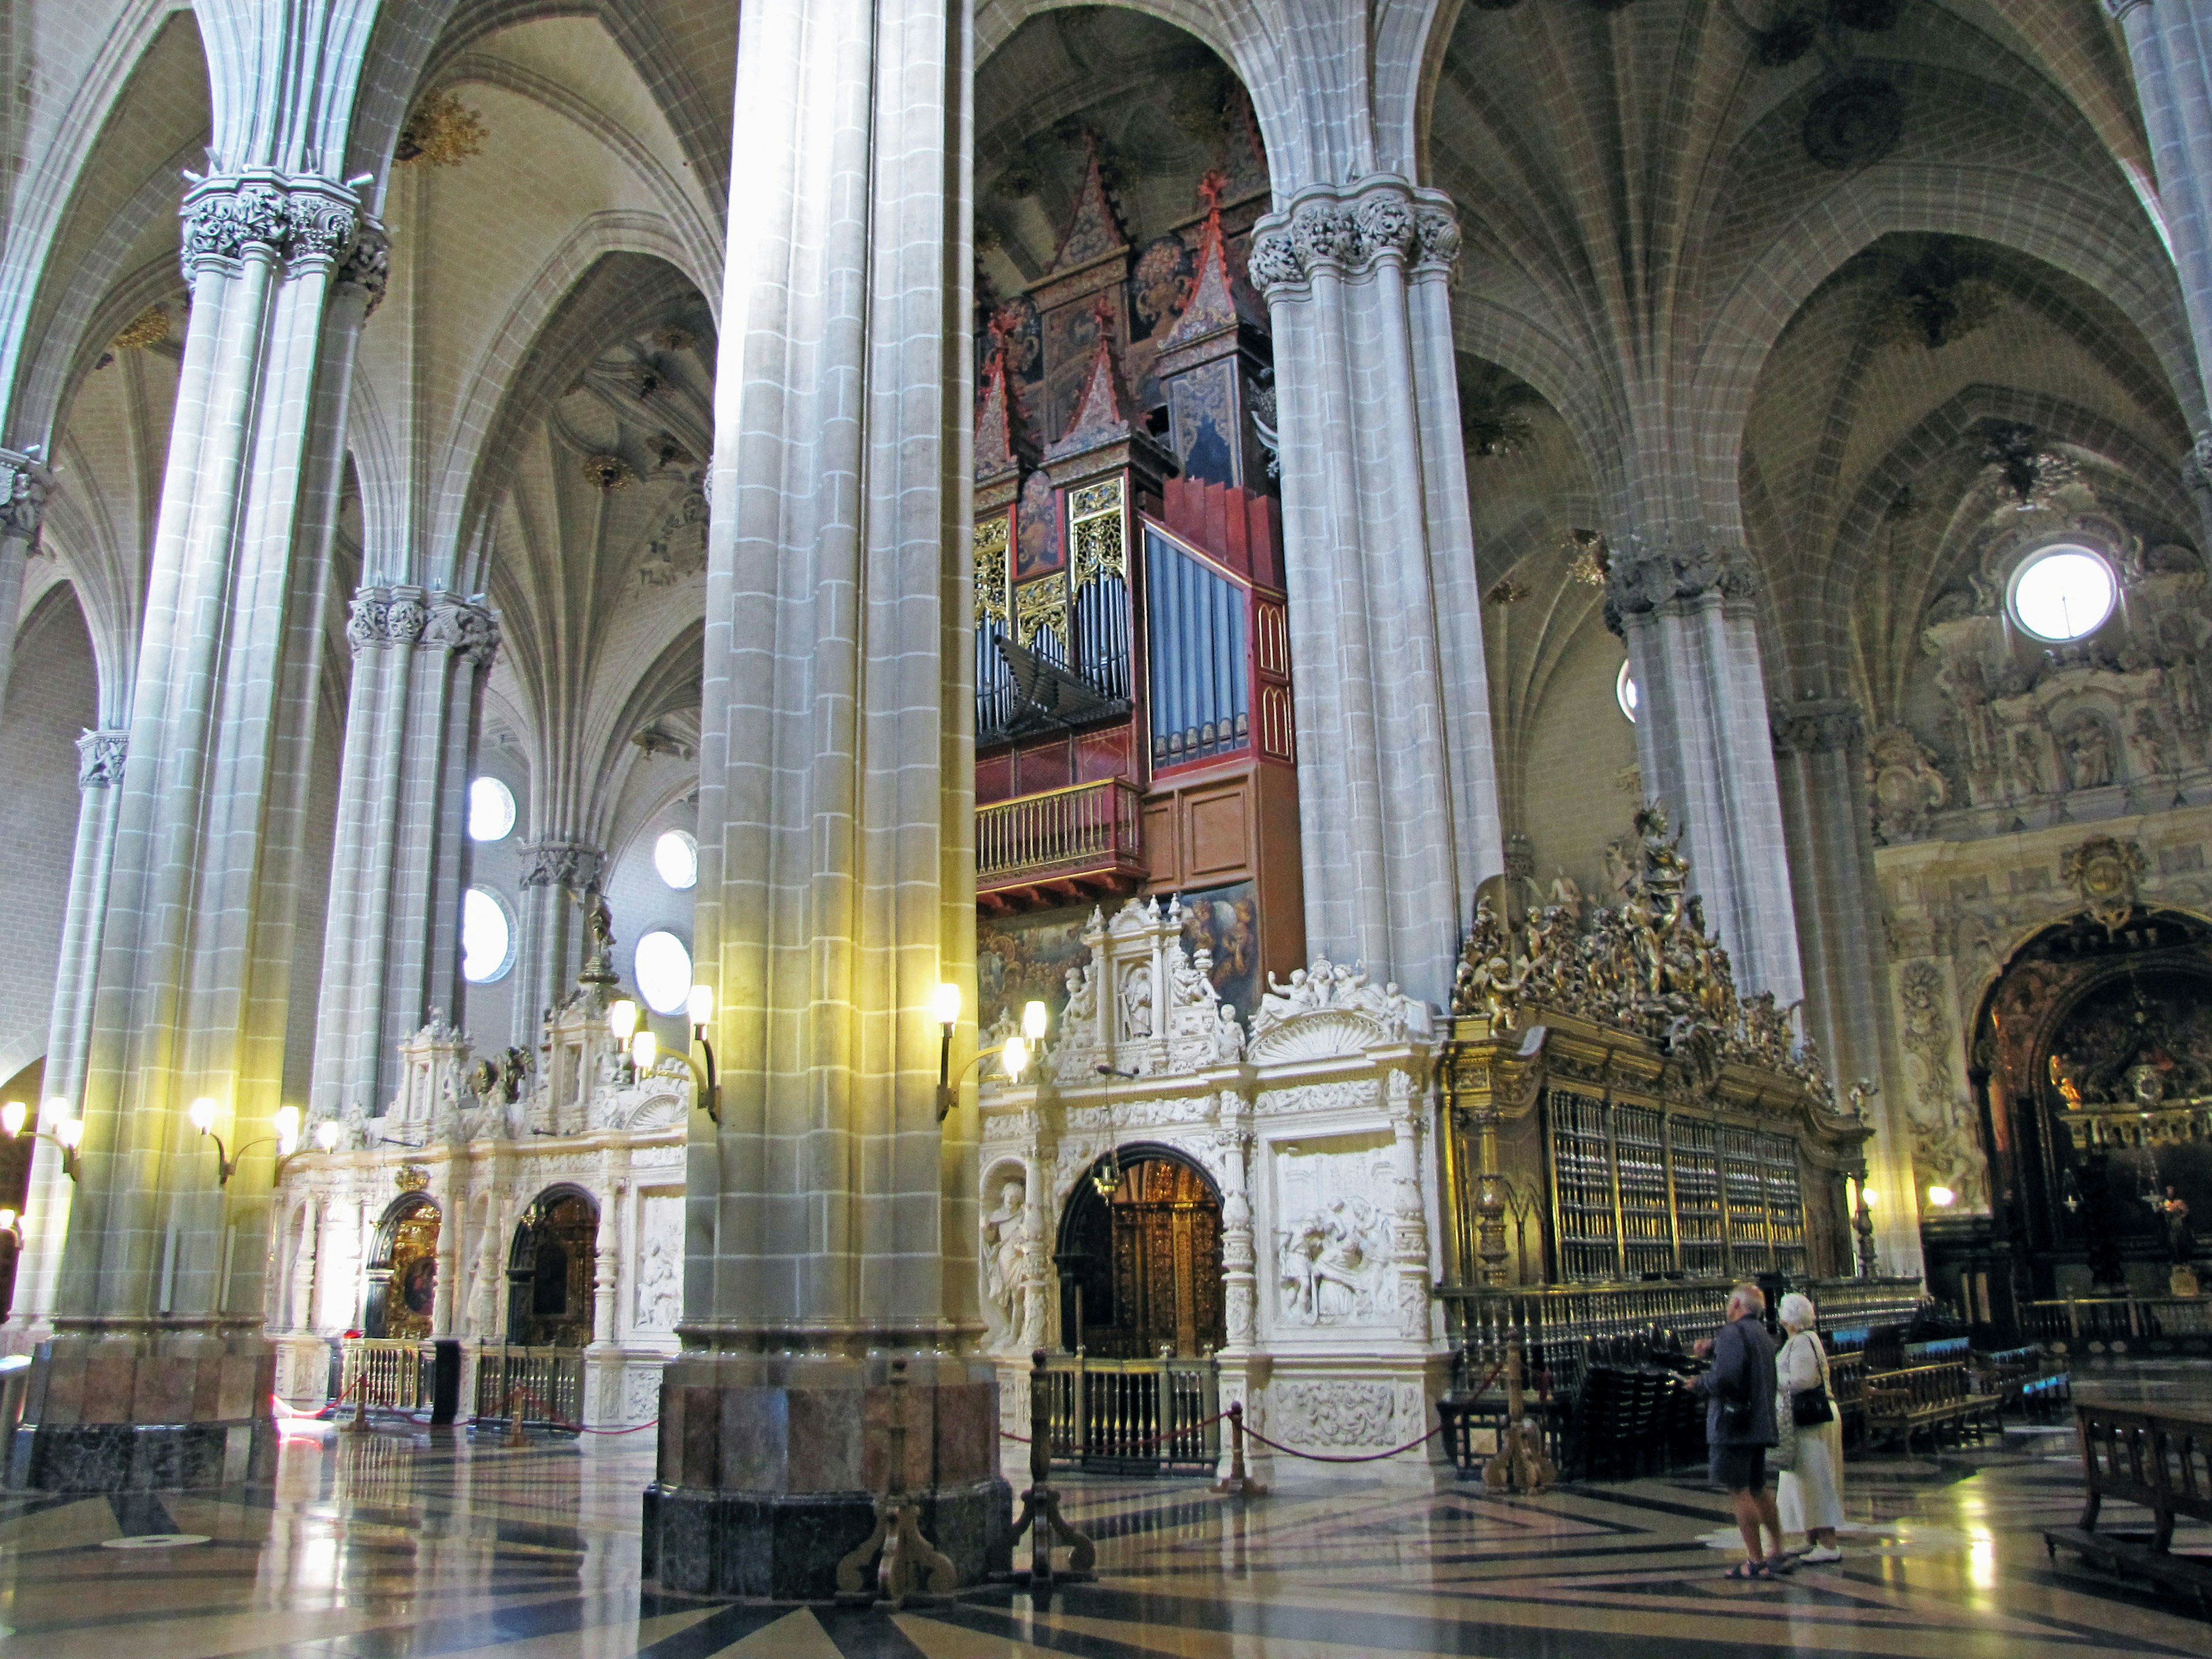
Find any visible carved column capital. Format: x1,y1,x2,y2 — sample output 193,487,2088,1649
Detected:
346,584,426,651
76,728,127,788
1249,177,1462,300
179,172,368,287
2184,434,2212,498
334,219,391,315
1603,535,1759,631
521,840,604,891
424,592,500,665
1770,696,1865,757
0,446,51,544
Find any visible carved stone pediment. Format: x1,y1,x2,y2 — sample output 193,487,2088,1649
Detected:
1247,1007,1398,1063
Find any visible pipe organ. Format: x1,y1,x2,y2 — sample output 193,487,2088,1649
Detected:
971,157,1304,1038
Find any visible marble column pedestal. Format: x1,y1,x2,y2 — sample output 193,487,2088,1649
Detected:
5,1325,278,1491
641,1350,1011,1600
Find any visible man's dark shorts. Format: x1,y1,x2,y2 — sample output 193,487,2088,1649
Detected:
1710,1444,1767,1493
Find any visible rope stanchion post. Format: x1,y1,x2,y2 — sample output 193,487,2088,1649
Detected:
835,1358,957,1608
1213,1401,1267,1498
1483,1325,1556,1494
1007,1349,1096,1586
503,1385,531,1449
339,1370,369,1434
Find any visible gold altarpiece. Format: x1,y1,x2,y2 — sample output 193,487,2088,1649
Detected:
1434,809,1905,1338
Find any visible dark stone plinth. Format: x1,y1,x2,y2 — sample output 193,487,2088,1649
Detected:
6,1418,274,1491
642,1474,1012,1600
3,1330,278,1492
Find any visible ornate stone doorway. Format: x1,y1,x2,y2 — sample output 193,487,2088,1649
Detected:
1056,1146,1225,1358
1974,908,2212,1301
506,1188,599,1347
369,1195,440,1340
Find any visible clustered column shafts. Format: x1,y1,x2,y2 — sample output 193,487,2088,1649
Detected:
311,585,498,1126
0,448,50,734
1249,181,1504,1009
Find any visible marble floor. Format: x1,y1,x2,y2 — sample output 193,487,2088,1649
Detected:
0,1414,2206,1658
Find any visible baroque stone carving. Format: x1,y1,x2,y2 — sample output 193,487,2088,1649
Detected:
1249,958,1427,1055
1866,724,1947,843
1268,1379,1399,1448
1453,804,1832,1101
2060,835,2148,934
75,728,127,789
1895,960,1988,1210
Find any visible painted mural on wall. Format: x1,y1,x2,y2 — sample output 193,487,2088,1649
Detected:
1179,880,1261,1022
979,904,1093,1036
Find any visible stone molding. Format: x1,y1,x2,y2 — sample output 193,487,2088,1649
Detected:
179,172,368,286
0,446,50,543
75,728,127,789
1603,535,1759,630
521,840,604,891
1770,696,1865,757
346,585,498,664
1248,177,1461,298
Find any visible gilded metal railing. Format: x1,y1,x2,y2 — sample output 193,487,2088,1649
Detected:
2024,1296,2212,1345
1036,1354,1219,1472
976,779,1143,884
340,1337,430,1414
472,1345,585,1426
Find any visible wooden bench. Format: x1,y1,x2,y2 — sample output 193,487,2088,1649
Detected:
1861,1360,2002,1453
1972,1344,2070,1421
2045,1402,2212,1612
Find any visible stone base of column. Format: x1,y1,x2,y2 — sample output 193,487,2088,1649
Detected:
640,1350,1012,1600
5,1328,277,1492
274,1332,334,1410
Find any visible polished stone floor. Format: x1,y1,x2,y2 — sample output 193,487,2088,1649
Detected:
0,1410,2207,1657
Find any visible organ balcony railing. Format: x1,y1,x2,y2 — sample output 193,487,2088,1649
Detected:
976,778,1146,911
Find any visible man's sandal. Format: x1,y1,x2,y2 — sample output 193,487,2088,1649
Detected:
1724,1560,1770,1580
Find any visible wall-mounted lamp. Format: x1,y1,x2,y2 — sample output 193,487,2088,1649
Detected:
190,1098,309,1187
609,990,720,1124
1926,1184,1958,1209
2,1098,84,1183
933,987,1047,1122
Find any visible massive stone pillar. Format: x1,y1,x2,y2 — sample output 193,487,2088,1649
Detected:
1770,699,1923,1275
1607,541,1806,1006
643,0,1007,1599
1248,181,1504,1007
0,448,49,730
2111,3,2212,418
2,730,126,1355
309,586,497,1123
6,173,380,1491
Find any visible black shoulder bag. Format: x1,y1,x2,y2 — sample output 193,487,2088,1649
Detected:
1789,1335,1834,1427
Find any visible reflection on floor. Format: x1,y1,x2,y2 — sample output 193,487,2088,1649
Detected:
0,1415,2207,1657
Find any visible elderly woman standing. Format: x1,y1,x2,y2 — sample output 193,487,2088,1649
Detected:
1775,1293,1845,1562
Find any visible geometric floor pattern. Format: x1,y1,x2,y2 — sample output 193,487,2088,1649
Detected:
1,1416,2207,1657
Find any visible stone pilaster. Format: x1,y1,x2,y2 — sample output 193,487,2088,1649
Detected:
9,168,378,1492
1249,180,1504,1007
1770,698,1922,1275
514,839,604,1043
309,585,497,1125
643,0,1007,1600
1605,536,1806,1006
1,729,126,1358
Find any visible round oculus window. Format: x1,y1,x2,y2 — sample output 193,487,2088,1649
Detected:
2008,546,2116,643
654,829,698,891
1616,661,1641,723
461,887,516,983
634,930,694,1016
468,776,517,843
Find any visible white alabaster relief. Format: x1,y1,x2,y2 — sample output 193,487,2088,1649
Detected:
634,1197,682,1332
980,1169,1029,1340
1267,1378,1399,1448
1273,1133,1395,1327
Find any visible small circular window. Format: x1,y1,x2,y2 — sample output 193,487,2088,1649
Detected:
634,930,694,1015
461,886,516,982
654,829,698,890
1616,661,1641,723
468,776,516,842
2008,545,2116,642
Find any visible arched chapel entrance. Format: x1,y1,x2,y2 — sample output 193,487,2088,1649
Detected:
1056,1146,1225,1358
1972,908,2212,1308
506,1188,599,1347
367,1195,440,1340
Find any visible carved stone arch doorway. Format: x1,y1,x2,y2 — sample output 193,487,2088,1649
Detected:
506,1186,599,1347
1971,907,2212,1306
368,1193,441,1340
1056,1144,1225,1358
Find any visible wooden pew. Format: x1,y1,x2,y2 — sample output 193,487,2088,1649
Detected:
2045,1403,2212,1612
1861,1360,2002,1453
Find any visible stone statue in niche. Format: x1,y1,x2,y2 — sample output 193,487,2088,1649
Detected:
1277,1195,1389,1326
1064,964,1096,1025
1119,961,1153,1042
2005,723,2047,798
635,1232,679,1332
2130,707,2173,779
1211,1003,1246,1061
2061,713,2115,790
981,1177,1028,1328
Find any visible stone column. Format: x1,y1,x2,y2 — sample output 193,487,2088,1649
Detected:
1,730,125,1357
2110,5,2212,440
584,1183,622,1426
513,840,603,1046
0,448,50,732
1607,540,1806,1005
1770,698,1923,1275
1383,1062,1434,1345
1249,183,1504,1006
646,0,1007,1600
275,1194,328,1408
310,587,497,1126
10,173,382,1493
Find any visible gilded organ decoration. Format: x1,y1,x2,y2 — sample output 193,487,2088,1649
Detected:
973,514,1010,626
1069,479,1126,589
1014,571,1069,655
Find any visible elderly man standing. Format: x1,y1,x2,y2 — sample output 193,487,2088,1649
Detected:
1687,1282,1790,1580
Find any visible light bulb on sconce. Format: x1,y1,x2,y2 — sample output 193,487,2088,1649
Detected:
1022,999,1049,1042
274,1105,301,1156
53,1119,82,1152
630,1029,658,1075
0,1101,24,1139
687,983,714,1032
188,1097,218,1135
609,998,640,1044
313,1119,343,1153
1002,1035,1031,1082
1926,1184,1958,1209
933,982,963,1028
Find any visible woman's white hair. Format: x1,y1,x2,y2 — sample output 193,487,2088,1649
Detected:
1778,1292,1817,1331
